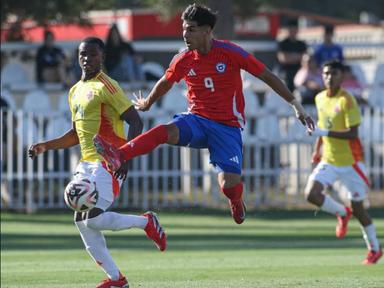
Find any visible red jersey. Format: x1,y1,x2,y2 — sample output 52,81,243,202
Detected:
165,39,265,128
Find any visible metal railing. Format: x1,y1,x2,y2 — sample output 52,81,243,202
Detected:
1,107,383,211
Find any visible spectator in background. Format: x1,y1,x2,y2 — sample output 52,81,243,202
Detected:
314,25,344,66
294,54,324,105
277,19,307,92
36,30,66,85
104,24,144,82
341,65,367,105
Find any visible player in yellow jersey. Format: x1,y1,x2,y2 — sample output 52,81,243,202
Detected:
28,37,166,288
305,60,382,265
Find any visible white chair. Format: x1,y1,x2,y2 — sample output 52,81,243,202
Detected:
1,89,17,111
1,60,31,87
142,62,165,81
22,89,52,145
349,63,368,87
367,63,384,107
264,90,288,112
162,86,188,114
58,92,71,113
46,116,71,139
243,88,260,138
241,71,269,93
258,114,280,141
22,89,52,115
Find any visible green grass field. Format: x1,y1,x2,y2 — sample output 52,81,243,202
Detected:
1,209,383,288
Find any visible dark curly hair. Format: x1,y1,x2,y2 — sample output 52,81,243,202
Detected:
182,3,217,29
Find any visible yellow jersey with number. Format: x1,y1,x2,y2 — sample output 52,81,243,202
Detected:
68,71,132,162
315,88,364,166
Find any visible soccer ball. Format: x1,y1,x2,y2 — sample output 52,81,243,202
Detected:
64,178,98,212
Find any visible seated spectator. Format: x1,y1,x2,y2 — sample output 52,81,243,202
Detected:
36,30,66,85
294,54,323,105
104,24,144,82
314,25,344,66
341,65,368,105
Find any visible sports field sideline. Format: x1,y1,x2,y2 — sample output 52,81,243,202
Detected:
1,209,383,288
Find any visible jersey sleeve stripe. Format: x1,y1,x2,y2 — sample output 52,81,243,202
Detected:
97,74,118,94
169,48,188,66
213,40,249,58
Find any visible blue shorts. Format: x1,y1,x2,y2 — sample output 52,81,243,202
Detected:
172,113,243,174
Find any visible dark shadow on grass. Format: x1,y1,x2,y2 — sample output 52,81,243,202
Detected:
1,232,367,251
2,208,383,226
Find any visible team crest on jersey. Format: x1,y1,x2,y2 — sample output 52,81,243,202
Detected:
86,90,94,101
216,62,226,73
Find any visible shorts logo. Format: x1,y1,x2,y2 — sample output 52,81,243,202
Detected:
229,156,239,164
216,62,226,73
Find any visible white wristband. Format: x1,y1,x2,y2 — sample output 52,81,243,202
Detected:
310,128,329,137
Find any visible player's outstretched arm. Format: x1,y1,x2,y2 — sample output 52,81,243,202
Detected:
133,76,173,112
257,68,315,131
28,124,79,159
309,125,359,139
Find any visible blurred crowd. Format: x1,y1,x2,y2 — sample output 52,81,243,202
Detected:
277,21,367,106
1,24,148,92
0,21,373,112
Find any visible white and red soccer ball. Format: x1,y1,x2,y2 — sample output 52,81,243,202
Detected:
64,178,98,212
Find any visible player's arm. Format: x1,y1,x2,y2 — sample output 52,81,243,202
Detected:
133,76,174,111
310,125,359,139
114,106,143,181
311,136,323,164
257,68,314,130
120,105,143,141
28,122,79,159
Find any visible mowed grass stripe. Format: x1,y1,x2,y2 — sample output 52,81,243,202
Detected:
1,210,383,288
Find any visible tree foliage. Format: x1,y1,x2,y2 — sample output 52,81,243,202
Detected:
2,0,382,40
1,0,115,26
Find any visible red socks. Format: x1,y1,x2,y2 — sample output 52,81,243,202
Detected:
221,182,243,201
118,125,169,161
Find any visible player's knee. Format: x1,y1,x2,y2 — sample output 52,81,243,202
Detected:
218,173,241,189
85,215,103,229
165,123,181,144
85,210,105,229
305,181,322,204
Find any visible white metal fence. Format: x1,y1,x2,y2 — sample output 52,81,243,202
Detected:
1,107,383,211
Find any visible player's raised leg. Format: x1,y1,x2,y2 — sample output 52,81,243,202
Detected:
85,208,167,252
94,124,172,171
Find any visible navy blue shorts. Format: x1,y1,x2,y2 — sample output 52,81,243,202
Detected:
172,113,243,174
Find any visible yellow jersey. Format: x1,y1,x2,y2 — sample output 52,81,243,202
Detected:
69,71,132,162
315,88,364,166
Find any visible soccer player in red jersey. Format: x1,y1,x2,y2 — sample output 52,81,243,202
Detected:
94,4,315,224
